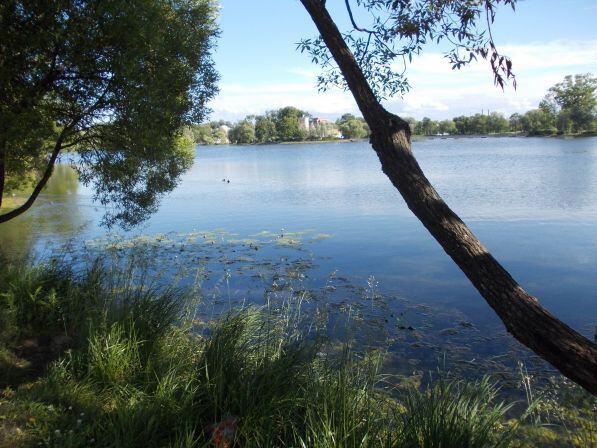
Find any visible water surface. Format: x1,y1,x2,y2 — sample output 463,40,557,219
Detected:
2,137,596,374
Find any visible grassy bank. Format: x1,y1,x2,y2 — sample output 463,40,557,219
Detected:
0,260,594,447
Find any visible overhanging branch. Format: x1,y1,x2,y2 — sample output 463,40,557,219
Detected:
0,127,69,224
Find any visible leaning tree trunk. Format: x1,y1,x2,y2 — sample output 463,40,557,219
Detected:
300,0,597,395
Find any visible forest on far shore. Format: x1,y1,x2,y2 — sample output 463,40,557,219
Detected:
191,73,596,144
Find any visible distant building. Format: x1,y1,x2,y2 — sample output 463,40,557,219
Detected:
308,117,339,139
298,115,341,139
217,125,230,144
301,116,310,131
311,117,332,126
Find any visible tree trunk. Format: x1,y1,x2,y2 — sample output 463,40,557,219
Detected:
300,0,597,395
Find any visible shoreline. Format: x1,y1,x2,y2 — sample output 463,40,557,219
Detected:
197,132,596,147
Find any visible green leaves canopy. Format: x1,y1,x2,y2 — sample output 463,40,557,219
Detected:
229,120,256,144
0,0,219,227
272,107,309,142
335,115,369,139
541,74,596,133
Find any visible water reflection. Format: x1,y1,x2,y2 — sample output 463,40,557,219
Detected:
0,165,88,260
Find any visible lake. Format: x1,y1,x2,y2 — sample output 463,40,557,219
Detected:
2,136,596,378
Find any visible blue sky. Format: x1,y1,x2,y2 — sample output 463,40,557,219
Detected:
209,0,597,121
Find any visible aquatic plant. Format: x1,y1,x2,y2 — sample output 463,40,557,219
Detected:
1,256,594,447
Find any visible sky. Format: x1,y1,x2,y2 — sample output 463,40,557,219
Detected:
209,0,597,121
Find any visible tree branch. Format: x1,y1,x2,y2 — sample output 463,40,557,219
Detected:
0,76,110,224
300,0,597,395
0,127,69,224
344,0,374,34
301,1,396,129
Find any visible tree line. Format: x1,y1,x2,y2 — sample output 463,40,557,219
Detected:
193,73,596,145
190,107,370,144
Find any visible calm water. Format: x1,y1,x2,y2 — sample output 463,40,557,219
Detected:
2,136,596,374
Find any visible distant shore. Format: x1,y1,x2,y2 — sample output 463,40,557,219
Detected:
197,131,596,147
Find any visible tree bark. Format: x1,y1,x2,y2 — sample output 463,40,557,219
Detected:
300,0,597,395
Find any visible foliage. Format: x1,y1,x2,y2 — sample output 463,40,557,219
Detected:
228,120,256,144
298,0,516,99
519,109,556,136
540,74,596,133
228,120,255,145
193,107,348,144
191,72,595,145
336,114,370,139
451,112,507,135
192,121,232,145
438,119,457,135
254,116,277,143
415,117,439,136
308,119,340,140
0,0,219,226
0,259,543,448
0,263,90,343
272,106,310,142
511,363,597,448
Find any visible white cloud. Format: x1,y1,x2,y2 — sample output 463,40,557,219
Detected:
211,82,358,120
210,40,597,121
221,83,313,94
286,67,319,79
501,40,597,72
386,39,597,118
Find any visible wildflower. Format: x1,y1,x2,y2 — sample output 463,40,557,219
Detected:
77,419,82,425
206,417,238,448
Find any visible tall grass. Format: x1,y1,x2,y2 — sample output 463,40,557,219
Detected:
398,376,515,448
0,260,550,447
